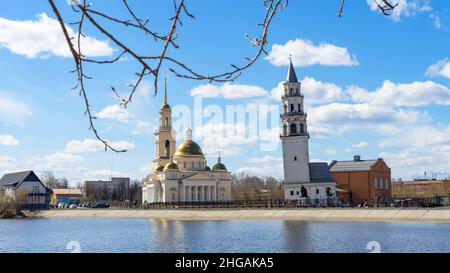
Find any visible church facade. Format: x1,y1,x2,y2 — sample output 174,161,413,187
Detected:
141,79,232,203
280,59,337,202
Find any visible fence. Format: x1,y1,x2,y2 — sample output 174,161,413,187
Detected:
90,196,450,210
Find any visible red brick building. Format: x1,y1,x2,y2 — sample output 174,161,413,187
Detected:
329,155,391,202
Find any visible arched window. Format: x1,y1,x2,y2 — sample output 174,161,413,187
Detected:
165,117,169,126
164,140,170,157
290,123,297,134
290,104,294,112
300,123,304,133
298,104,301,112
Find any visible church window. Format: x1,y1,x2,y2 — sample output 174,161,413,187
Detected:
290,88,293,94
300,123,304,133
316,189,320,194
296,191,299,195
294,156,297,161
298,104,301,112
165,117,169,126
290,104,294,112
290,123,297,134
380,178,384,189
290,191,294,196
164,140,170,157
374,177,378,189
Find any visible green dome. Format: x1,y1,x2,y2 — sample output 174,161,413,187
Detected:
212,162,227,171
174,140,204,156
204,166,211,171
164,161,179,171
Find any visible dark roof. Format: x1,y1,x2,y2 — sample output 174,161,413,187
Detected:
309,163,335,183
286,58,298,83
0,170,41,188
329,159,378,172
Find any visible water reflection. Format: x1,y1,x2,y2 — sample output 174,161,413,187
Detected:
0,218,450,253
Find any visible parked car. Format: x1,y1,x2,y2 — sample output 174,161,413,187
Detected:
69,204,77,209
94,202,110,208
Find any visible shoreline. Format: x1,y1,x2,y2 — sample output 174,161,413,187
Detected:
24,208,450,222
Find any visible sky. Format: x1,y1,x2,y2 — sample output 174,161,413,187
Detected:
1,0,450,185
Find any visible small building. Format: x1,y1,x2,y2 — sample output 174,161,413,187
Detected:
0,170,51,209
51,188,82,205
392,179,450,198
329,155,391,202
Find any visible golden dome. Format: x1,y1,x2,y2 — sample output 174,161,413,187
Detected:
212,156,227,171
212,162,227,171
164,161,179,171
174,140,204,156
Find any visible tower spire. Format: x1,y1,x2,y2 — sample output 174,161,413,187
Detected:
161,76,170,110
286,55,298,83
164,76,168,105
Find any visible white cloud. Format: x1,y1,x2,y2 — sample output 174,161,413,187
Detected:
347,80,450,107
0,135,20,146
429,14,442,30
325,149,337,155
45,153,83,165
247,155,282,163
196,122,258,157
309,103,421,128
190,83,268,99
0,92,32,126
0,13,113,58
0,155,16,168
367,0,432,22
271,77,345,103
353,141,369,148
65,138,135,153
97,105,132,123
426,58,450,79
236,164,283,178
266,38,358,67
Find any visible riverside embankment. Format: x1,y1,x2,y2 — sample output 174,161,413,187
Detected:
26,208,450,222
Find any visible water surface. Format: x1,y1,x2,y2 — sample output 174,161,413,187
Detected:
0,218,449,253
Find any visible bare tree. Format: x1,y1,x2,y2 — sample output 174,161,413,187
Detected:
48,0,397,152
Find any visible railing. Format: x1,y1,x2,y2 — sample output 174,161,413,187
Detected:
280,112,306,118
72,196,450,210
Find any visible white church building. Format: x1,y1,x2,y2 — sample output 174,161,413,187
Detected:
141,79,233,203
280,59,337,202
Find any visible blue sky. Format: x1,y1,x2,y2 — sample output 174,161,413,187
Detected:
1,0,450,184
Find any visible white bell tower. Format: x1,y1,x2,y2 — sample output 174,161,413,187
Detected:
280,58,310,184
153,77,176,171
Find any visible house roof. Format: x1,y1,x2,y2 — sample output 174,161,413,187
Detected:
329,159,378,172
309,162,335,183
0,170,40,188
52,188,82,195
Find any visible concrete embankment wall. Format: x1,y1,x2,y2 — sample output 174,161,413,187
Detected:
28,208,450,222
